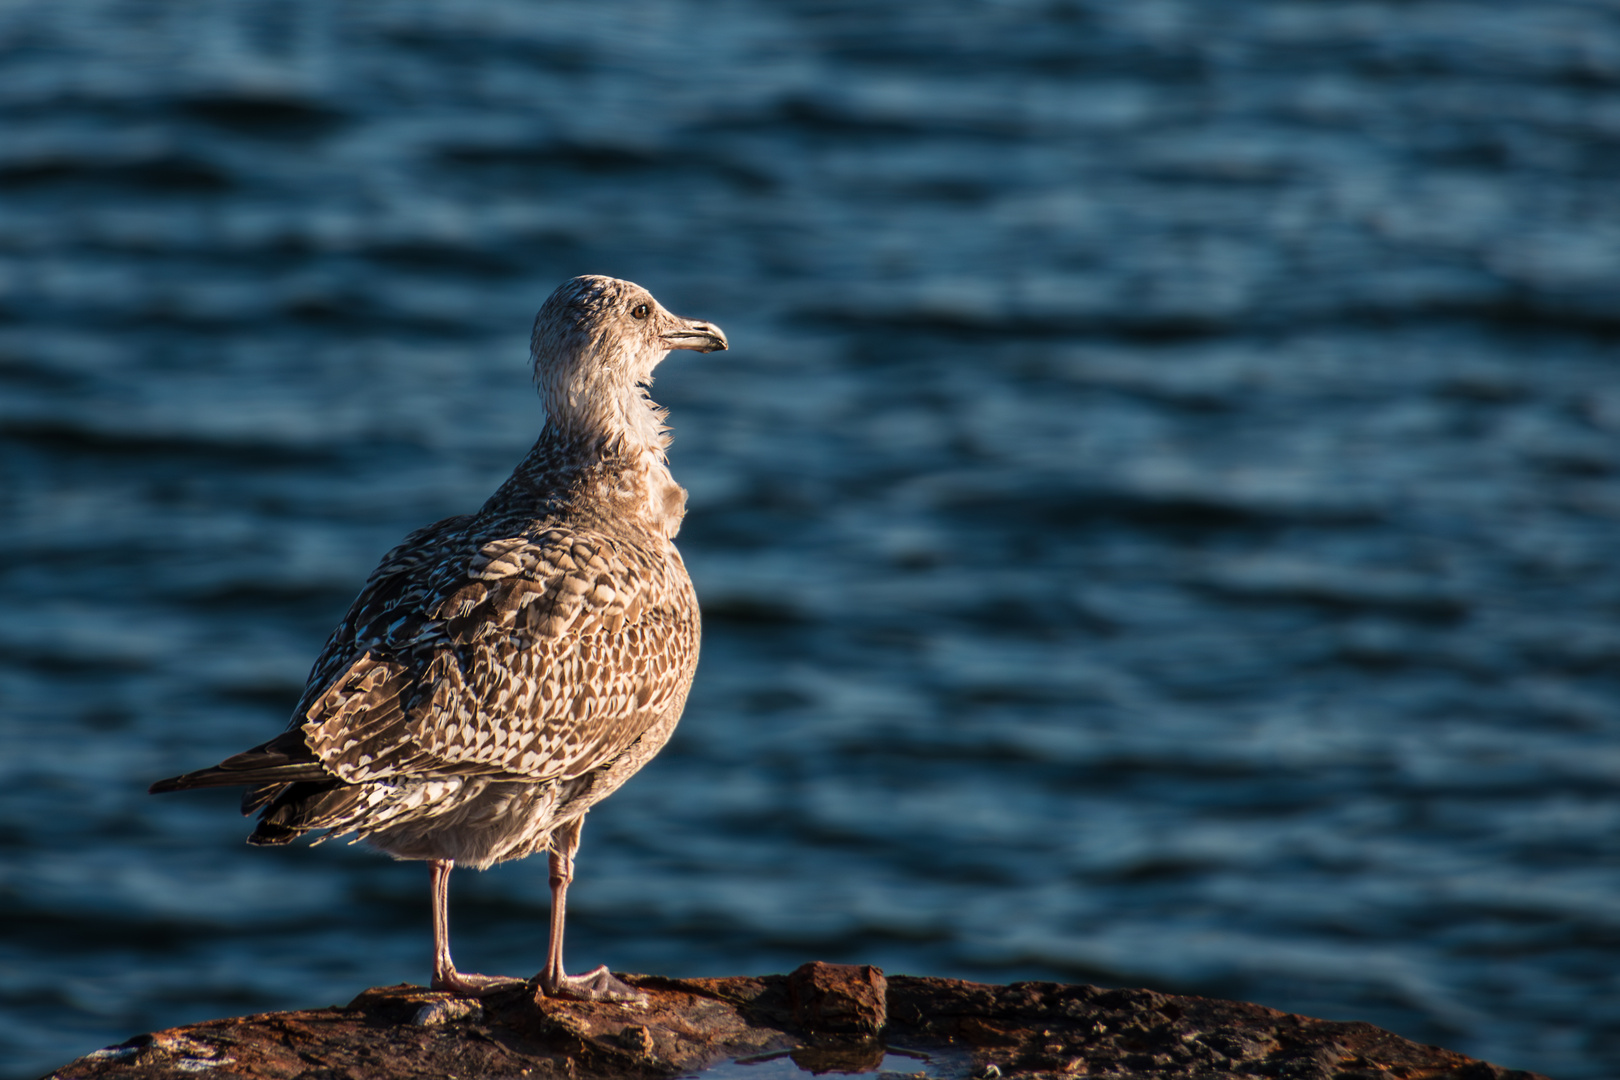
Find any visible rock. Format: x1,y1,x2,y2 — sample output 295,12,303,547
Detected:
787,960,887,1036
42,969,1547,1080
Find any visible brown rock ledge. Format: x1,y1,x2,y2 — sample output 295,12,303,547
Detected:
44,962,1545,1080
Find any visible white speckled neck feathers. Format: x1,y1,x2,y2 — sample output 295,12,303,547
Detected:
541,353,673,459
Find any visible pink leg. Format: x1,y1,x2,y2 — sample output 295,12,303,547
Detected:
428,859,523,996
538,817,644,1002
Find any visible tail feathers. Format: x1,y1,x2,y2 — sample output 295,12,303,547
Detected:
248,780,374,846
246,818,307,846
149,730,329,795
151,729,385,849
241,782,283,816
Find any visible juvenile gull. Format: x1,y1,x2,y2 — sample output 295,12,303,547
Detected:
151,275,726,1000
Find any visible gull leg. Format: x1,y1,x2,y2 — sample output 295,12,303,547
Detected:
428,859,523,996
539,816,644,1002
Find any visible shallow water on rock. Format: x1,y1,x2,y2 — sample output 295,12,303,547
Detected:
689,1047,940,1080
2,2,1619,1078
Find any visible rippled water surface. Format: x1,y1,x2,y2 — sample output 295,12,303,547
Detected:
3,2,1620,1077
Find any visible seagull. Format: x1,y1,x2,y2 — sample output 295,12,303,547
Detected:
151,275,726,1000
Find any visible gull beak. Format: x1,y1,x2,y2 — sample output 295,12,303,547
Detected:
660,319,728,353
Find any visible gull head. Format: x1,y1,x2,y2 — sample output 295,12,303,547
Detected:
530,275,727,449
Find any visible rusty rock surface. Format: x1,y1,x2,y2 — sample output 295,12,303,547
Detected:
44,963,1546,1080
787,961,887,1037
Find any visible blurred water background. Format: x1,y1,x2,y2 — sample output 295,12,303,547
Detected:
2,2,1619,1077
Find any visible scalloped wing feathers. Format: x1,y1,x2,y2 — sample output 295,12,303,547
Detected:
298,522,697,788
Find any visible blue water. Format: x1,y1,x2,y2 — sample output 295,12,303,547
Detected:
3,2,1620,1077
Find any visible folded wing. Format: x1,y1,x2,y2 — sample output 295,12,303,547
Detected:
300,522,696,788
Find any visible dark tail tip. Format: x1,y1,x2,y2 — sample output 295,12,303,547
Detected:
247,822,302,846
149,776,186,795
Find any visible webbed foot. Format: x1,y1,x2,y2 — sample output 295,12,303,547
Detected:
431,970,527,997
539,964,646,1003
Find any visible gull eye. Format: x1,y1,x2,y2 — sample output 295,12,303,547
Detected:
631,303,650,320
